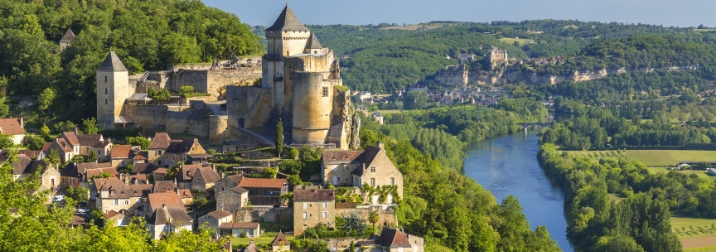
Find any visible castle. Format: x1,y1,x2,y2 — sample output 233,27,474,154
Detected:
96,4,359,150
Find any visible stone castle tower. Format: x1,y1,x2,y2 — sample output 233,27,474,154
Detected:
226,4,357,149
96,51,129,129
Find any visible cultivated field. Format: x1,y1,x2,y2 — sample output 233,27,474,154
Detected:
672,217,716,250
498,37,535,45
567,150,716,167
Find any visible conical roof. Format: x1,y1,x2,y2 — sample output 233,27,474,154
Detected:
271,231,290,246
305,33,323,50
60,28,75,43
97,51,128,72
266,4,309,32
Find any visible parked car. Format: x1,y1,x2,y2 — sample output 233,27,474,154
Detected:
52,195,64,202
76,207,90,214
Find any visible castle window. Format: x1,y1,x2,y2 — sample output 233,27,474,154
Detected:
105,88,107,94
105,99,107,105
104,76,107,83
322,87,328,97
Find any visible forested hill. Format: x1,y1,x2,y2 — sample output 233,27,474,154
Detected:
0,0,262,121
308,21,715,93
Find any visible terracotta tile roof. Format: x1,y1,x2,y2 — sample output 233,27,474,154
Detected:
93,177,116,191
148,132,171,149
0,118,24,135
41,142,52,152
196,167,221,183
238,178,286,189
55,138,74,152
293,189,335,202
378,228,411,247
62,132,79,145
207,210,232,219
271,231,290,246
147,192,185,211
110,145,133,159
152,181,177,193
76,134,104,147
177,164,205,182
104,210,120,219
178,189,192,199
241,242,257,252
19,150,42,159
219,222,259,229
152,168,167,174
321,150,364,165
133,152,147,160
85,167,117,178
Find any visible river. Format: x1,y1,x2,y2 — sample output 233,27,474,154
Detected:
464,131,572,252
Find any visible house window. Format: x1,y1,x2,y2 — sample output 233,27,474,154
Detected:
323,211,327,218
303,202,307,209
370,167,376,173
371,178,375,186
125,200,129,205
390,177,395,186
322,87,329,97
322,202,327,208
70,179,74,186
337,177,340,182
113,199,119,205
110,190,115,195
303,212,307,220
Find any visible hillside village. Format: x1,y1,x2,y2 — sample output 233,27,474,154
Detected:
1,5,422,252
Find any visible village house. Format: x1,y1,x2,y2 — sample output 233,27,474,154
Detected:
60,162,114,190
93,178,152,214
321,142,404,202
103,210,130,227
146,204,193,240
215,186,249,214
144,190,188,217
48,132,112,163
238,177,289,206
376,228,425,252
19,150,45,160
271,231,291,252
293,188,336,236
219,222,260,238
7,153,59,193
215,174,243,192
152,181,193,205
372,112,384,124
110,145,147,167
130,163,160,177
147,132,212,167
175,163,219,193
197,210,233,232
0,118,25,145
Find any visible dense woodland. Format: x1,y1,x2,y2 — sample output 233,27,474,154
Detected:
0,0,262,125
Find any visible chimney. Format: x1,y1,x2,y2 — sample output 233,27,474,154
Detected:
18,118,23,129
162,204,166,210
174,186,179,195
377,141,384,149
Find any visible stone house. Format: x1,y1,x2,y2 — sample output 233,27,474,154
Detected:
144,191,187,217
371,112,384,124
191,166,221,193
219,222,260,238
93,178,152,214
271,231,291,252
49,132,112,163
152,181,193,205
238,178,289,206
9,154,59,193
147,132,212,167
60,162,114,190
146,205,193,240
130,163,160,177
175,163,216,190
214,174,243,192
59,27,75,51
104,210,130,227
198,210,233,231
110,145,146,167
293,189,336,236
321,142,404,201
215,186,249,214
0,118,25,145
376,228,424,252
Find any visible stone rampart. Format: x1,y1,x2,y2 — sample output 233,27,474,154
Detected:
336,206,397,228
234,207,293,223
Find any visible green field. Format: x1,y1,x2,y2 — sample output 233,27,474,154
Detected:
377,110,402,114
567,150,716,167
671,217,716,238
499,37,535,46
687,245,716,252
231,235,295,246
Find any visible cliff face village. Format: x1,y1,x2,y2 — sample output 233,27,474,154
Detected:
2,5,425,252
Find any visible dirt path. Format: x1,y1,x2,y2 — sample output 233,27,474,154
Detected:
681,236,716,249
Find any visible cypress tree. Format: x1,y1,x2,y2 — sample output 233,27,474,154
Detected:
276,118,284,157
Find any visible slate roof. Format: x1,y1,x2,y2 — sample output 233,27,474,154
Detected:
265,4,309,32
293,189,335,202
97,51,128,72
19,150,43,159
148,132,172,149
99,180,152,199
271,231,290,246
305,33,323,50
227,186,248,194
60,28,75,43
11,154,33,175
61,162,113,177
147,207,193,227
177,164,204,182
132,163,159,175
196,167,221,183
238,178,286,189
207,210,232,219
76,134,103,147
0,118,24,135
321,150,364,165
219,222,259,229
152,181,176,193
377,228,411,247
166,139,199,154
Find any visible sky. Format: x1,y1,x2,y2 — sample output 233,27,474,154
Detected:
202,0,716,28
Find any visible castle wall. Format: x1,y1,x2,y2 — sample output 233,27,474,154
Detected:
124,102,211,138
169,69,261,100
292,72,333,144
209,115,229,144
225,86,273,131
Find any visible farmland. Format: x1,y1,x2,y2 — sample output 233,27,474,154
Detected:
567,150,716,167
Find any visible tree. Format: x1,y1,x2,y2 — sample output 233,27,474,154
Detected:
342,212,367,234
179,85,194,97
40,124,51,140
82,118,99,134
403,91,429,110
0,135,13,148
125,136,152,149
46,149,61,168
65,186,88,202
276,118,284,156
37,87,56,111
89,150,97,162
369,211,380,230
24,135,44,150
0,97,9,118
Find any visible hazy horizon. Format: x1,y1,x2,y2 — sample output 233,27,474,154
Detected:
203,0,716,28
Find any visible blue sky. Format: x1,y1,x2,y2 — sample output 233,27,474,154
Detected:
203,0,716,28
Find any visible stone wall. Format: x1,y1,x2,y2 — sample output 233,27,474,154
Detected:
169,68,261,99
123,101,212,138
234,207,293,223
209,115,229,144
225,86,273,130
336,206,398,228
